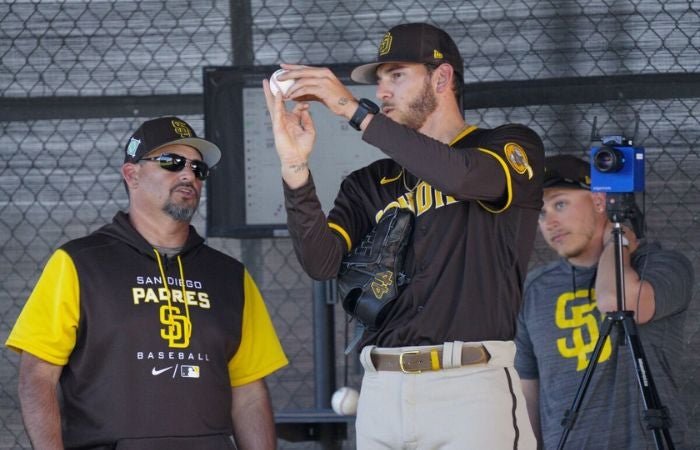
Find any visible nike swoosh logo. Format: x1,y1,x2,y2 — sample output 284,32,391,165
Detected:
380,175,404,185
151,366,173,376
380,171,403,185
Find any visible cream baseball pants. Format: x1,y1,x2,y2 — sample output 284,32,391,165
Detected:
355,340,537,450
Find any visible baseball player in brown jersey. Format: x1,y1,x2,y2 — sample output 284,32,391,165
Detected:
264,23,544,449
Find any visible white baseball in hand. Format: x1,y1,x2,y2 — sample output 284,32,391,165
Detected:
331,386,359,416
269,69,295,96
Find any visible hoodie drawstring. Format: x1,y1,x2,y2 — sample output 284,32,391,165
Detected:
153,249,192,344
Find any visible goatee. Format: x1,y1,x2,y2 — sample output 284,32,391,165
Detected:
164,182,199,222
164,202,197,222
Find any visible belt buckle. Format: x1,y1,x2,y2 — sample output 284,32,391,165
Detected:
399,350,421,374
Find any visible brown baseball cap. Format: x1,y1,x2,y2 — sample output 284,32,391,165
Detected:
351,23,464,84
124,116,221,167
544,155,591,190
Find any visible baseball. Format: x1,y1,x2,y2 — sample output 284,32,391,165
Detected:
331,386,359,416
269,68,295,96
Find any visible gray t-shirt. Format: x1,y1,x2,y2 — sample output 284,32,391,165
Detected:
515,242,693,449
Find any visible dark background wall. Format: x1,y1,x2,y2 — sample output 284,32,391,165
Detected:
1,1,698,448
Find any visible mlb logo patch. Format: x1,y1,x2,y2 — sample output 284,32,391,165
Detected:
126,138,140,157
181,365,200,378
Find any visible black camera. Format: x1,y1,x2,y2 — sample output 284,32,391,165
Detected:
590,135,645,193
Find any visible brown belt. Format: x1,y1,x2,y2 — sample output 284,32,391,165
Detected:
371,345,490,374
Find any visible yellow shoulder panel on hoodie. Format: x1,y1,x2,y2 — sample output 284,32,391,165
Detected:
227,269,288,386
5,249,80,366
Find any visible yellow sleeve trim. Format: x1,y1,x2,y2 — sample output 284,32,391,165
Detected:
328,222,352,252
475,147,513,213
228,270,288,386
5,249,80,366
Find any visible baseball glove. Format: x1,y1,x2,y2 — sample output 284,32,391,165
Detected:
336,207,413,330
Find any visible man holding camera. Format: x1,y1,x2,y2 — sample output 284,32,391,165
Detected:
514,154,693,448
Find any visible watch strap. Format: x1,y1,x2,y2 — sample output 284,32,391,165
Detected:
349,98,379,131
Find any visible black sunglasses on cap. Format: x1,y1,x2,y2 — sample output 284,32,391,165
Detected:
139,153,210,180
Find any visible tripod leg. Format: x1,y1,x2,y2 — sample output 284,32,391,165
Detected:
620,314,675,449
556,313,616,450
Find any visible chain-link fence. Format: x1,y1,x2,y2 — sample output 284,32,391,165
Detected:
1,1,699,448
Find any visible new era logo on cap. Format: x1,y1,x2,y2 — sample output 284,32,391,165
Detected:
351,23,464,84
123,116,221,168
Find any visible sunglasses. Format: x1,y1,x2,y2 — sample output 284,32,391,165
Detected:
139,153,210,180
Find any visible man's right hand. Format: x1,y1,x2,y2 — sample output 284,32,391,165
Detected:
263,78,316,189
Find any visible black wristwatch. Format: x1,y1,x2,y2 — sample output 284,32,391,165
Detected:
349,98,380,131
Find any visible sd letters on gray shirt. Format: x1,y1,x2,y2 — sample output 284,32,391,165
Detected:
515,242,693,449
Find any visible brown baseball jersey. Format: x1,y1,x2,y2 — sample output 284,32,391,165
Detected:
284,114,544,347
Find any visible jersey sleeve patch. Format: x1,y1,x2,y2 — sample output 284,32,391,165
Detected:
504,142,534,179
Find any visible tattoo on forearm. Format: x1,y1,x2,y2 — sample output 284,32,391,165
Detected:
288,162,308,173
338,97,349,105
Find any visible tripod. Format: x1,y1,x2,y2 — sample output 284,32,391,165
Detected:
556,194,674,450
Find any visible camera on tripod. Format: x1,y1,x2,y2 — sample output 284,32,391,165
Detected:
588,117,646,238
559,120,672,450
590,135,645,193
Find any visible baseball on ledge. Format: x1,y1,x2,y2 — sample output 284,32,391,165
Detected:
331,386,359,416
269,68,295,96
